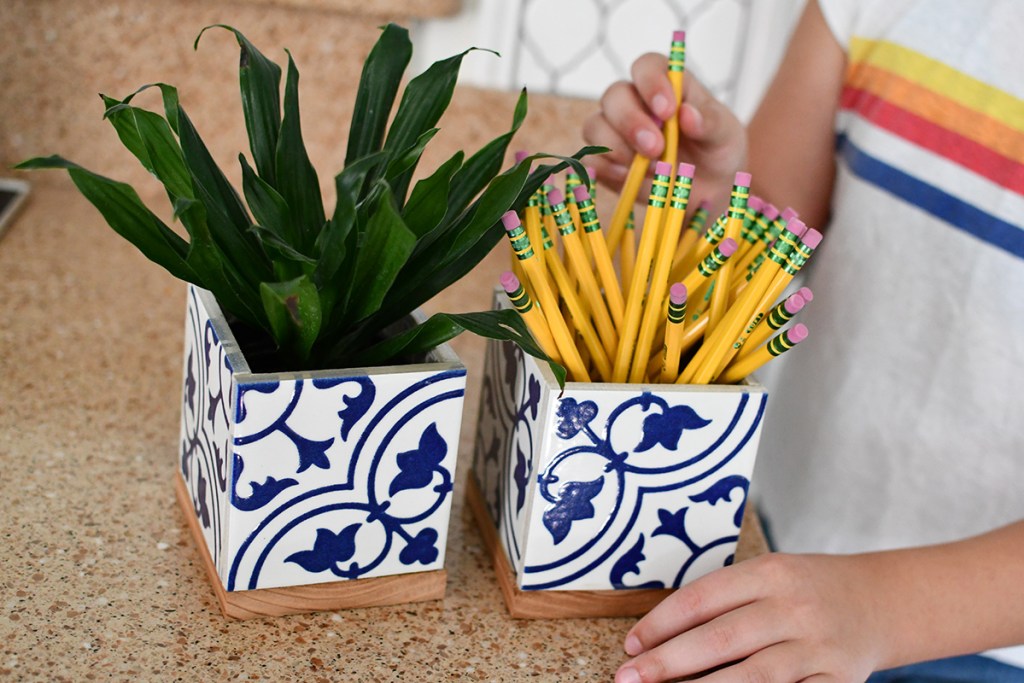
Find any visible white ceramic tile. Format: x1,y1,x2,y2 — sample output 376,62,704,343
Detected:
179,286,466,592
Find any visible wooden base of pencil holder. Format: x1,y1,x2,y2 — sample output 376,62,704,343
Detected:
467,471,765,619
175,474,447,620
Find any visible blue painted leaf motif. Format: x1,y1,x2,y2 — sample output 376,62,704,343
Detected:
399,528,440,566
525,375,541,420
194,467,211,529
635,405,712,452
323,377,375,441
652,507,690,543
389,423,447,497
290,429,334,473
691,475,750,527
555,398,598,439
184,350,197,413
542,477,604,544
610,534,666,589
231,453,298,511
513,445,529,513
285,523,361,574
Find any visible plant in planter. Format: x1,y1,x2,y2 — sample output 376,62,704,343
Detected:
19,23,596,618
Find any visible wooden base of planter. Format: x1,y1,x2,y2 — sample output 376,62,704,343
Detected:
174,474,447,619
466,469,765,619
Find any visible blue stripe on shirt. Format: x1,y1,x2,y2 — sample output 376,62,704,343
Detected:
836,134,1024,260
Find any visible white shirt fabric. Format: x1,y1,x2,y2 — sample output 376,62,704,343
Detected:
751,0,1024,667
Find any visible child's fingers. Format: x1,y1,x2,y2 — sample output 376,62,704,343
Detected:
598,80,665,159
630,52,677,121
582,108,635,169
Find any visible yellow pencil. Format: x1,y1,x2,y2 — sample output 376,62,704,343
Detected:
574,184,625,327
718,323,808,384
676,218,808,384
500,270,561,364
620,210,637,293
547,188,618,358
630,161,695,382
612,161,674,382
659,282,688,383
735,290,806,360
542,233,614,382
732,202,779,279
502,210,590,382
671,199,709,271
706,171,751,335
606,155,649,257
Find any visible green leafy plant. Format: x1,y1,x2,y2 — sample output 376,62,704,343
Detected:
19,24,601,381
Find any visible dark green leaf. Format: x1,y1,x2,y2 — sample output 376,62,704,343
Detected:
239,153,295,248
345,23,411,165
196,25,282,185
101,97,193,200
275,50,325,253
402,150,463,239
442,88,529,224
345,184,416,323
16,155,197,283
382,47,494,201
260,275,322,362
109,82,182,134
177,106,272,285
384,127,439,204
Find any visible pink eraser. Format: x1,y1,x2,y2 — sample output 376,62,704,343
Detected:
573,184,592,202
786,217,808,238
748,195,764,212
798,286,813,303
678,162,696,178
719,237,738,257
673,30,686,42
655,160,673,176
545,174,557,186
801,228,823,249
788,323,809,344
501,210,522,232
734,171,752,187
781,207,799,222
514,150,528,164
697,199,710,210
762,203,780,220
784,292,806,315
586,166,597,181
500,270,520,292
547,188,565,206
670,282,687,304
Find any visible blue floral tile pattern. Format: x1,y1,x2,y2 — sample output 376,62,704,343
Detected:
473,291,767,592
179,286,466,592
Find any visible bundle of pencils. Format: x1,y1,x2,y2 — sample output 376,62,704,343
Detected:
500,30,821,385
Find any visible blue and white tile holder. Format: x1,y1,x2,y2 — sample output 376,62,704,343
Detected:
470,291,767,618
176,285,466,618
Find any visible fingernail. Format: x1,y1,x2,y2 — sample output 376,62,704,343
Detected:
651,93,672,119
624,633,643,656
635,129,657,155
616,666,642,683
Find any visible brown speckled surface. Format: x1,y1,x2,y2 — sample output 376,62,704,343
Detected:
1,4,764,679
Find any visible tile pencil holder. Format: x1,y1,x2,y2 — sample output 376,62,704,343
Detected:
470,290,768,618
177,285,466,619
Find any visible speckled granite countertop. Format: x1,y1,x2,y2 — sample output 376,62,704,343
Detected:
0,185,767,681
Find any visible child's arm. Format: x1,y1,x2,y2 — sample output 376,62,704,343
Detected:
583,0,845,227
615,520,1024,682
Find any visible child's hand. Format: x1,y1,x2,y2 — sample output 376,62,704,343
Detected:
614,553,886,682
583,52,746,206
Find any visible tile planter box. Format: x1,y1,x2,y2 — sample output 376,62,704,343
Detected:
470,293,768,618
176,285,466,619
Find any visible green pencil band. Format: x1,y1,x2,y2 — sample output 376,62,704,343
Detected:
541,225,555,251
782,228,822,276
670,170,693,209
741,196,765,246
765,292,804,331
539,176,557,218
505,276,534,313
649,168,672,209
577,193,601,233
766,324,805,356
505,217,535,260
565,172,583,206
669,33,686,74
697,240,735,277
667,289,688,324
549,193,575,235
687,202,710,234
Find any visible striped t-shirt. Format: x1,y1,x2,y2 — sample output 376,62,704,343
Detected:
752,0,1024,665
